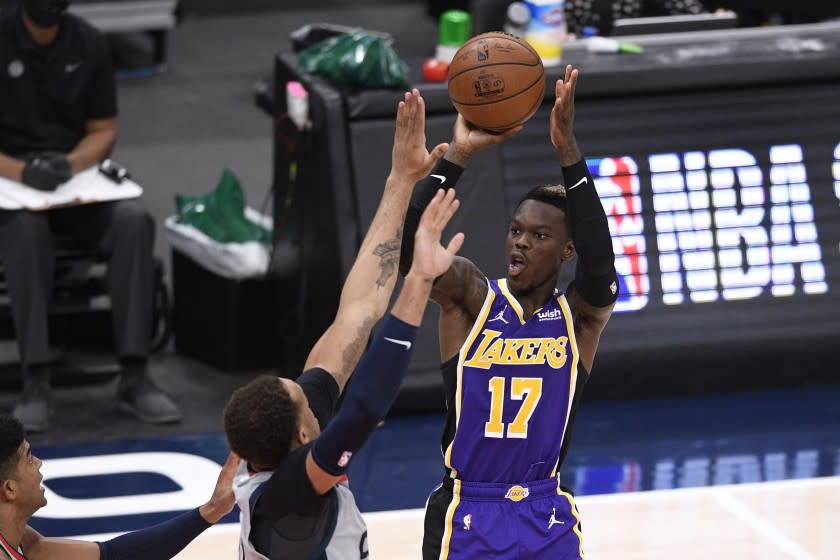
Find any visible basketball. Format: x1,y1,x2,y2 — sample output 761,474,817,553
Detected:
447,32,545,132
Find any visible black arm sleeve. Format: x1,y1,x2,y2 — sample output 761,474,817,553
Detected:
563,159,618,307
310,314,418,475
399,158,465,275
97,508,210,560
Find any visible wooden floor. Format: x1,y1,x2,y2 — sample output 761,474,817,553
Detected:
163,476,839,559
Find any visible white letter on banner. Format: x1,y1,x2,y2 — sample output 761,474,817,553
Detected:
36,452,221,519
768,145,825,296
651,151,718,305
707,148,770,301
834,142,840,255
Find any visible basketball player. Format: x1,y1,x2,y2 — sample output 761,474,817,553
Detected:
0,414,239,560
400,65,618,559
223,90,461,559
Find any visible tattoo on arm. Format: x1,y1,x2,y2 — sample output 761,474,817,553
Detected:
373,228,401,288
337,314,377,387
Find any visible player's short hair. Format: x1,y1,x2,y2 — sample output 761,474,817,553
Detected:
0,416,25,480
516,185,571,235
517,184,567,213
224,375,298,469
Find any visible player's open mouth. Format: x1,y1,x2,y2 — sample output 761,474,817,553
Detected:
509,253,526,276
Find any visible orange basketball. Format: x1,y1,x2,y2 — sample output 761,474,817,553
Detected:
447,32,545,132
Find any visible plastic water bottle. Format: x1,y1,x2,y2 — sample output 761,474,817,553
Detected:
504,2,531,38
523,0,567,66
436,9,472,63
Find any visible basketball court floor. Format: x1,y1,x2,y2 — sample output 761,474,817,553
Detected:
166,476,839,559
29,383,840,559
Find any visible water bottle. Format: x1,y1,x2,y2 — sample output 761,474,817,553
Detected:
503,2,531,38
523,0,567,66
436,9,472,63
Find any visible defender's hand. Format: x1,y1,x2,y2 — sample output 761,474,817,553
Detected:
199,452,240,524
390,89,449,184
408,188,463,281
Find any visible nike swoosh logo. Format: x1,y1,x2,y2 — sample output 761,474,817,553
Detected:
568,176,588,190
384,337,412,350
430,174,446,184
65,63,80,73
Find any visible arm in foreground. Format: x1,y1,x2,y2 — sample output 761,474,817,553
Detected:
23,453,239,560
304,89,448,393
306,189,464,494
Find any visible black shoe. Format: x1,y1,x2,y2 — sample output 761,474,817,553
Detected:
118,374,182,424
13,391,50,433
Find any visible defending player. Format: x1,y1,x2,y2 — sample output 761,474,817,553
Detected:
0,415,238,560
222,91,461,559
400,65,618,559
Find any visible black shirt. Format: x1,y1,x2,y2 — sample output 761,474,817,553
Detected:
0,7,116,157
249,368,342,558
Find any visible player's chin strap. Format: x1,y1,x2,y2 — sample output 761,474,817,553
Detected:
399,158,464,276
563,159,618,308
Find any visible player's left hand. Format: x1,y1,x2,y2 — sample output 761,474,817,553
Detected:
390,89,449,184
550,65,582,165
199,451,240,524
409,188,464,281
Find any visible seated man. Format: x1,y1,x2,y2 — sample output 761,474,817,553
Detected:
0,0,180,431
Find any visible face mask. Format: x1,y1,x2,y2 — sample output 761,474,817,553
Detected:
22,0,70,28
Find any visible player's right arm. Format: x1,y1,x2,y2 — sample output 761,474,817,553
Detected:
306,189,464,494
304,90,448,393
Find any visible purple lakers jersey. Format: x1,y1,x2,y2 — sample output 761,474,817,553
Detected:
445,278,580,483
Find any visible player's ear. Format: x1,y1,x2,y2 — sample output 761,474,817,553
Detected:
297,423,310,446
0,478,17,501
562,240,575,262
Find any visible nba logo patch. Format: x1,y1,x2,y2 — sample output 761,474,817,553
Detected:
337,451,353,468
463,513,472,531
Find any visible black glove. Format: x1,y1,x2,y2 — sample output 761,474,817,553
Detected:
21,152,72,191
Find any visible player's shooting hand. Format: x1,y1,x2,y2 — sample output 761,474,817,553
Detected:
199,451,240,524
21,152,72,191
391,89,449,184
550,65,582,166
446,114,522,166
408,188,464,282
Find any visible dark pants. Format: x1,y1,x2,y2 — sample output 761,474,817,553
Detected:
0,200,155,369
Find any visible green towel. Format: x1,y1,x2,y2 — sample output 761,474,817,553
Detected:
176,169,271,244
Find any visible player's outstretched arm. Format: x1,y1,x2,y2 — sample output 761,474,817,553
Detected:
551,65,618,373
22,452,239,560
306,189,463,494
304,89,448,392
